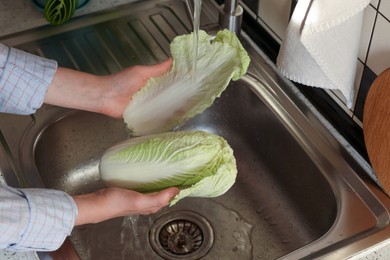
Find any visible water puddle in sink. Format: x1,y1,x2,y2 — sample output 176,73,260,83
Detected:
186,199,255,259
70,199,254,259
213,209,254,259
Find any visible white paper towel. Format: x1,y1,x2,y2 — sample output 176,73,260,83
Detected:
276,0,370,108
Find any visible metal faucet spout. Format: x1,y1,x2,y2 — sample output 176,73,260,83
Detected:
223,0,238,14
219,0,243,36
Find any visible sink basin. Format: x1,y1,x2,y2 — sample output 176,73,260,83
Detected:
0,0,389,259
30,74,337,260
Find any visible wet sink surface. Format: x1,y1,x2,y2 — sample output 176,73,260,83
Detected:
33,75,336,259
0,0,390,259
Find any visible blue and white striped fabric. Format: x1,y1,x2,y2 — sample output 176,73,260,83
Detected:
0,184,77,251
0,43,78,251
0,43,57,115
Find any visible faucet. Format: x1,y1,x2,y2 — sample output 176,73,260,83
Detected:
182,0,243,36
218,0,243,36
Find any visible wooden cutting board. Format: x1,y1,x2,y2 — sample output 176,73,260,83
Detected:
363,67,390,195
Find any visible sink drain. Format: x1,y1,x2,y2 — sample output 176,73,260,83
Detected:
149,211,214,259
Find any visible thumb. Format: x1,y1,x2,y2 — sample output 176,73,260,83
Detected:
142,58,172,78
145,187,180,208
156,187,180,206
136,187,180,215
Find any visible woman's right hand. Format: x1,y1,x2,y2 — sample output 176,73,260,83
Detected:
73,186,179,226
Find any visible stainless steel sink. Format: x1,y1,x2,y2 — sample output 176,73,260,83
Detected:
30,75,337,260
0,0,390,259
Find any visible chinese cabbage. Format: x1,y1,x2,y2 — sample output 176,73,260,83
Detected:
123,29,250,136
99,131,237,205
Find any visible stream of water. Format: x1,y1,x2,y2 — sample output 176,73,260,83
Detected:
192,0,202,85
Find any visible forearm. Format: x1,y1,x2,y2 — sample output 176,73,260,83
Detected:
44,67,107,115
72,191,109,226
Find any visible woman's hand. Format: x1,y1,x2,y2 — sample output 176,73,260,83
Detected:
44,59,172,118
101,59,172,118
73,186,179,226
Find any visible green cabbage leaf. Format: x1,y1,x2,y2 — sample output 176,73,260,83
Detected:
99,131,237,205
123,29,250,136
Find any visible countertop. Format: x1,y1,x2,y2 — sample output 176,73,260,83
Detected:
0,0,139,38
0,0,389,259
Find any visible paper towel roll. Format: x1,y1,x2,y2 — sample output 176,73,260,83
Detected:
277,0,370,108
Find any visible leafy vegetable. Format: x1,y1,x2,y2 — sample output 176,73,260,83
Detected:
99,131,237,205
44,0,78,25
123,29,250,136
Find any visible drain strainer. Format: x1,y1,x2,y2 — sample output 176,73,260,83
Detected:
149,210,214,259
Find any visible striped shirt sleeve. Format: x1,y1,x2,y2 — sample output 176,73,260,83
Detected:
0,184,78,251
0,44,77,251
0,43,57,115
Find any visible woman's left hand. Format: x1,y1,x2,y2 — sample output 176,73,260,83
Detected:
44,59,172,118
101,59,172,118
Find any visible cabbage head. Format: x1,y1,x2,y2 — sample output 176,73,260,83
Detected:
99,131,237,205
123,29,250,136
